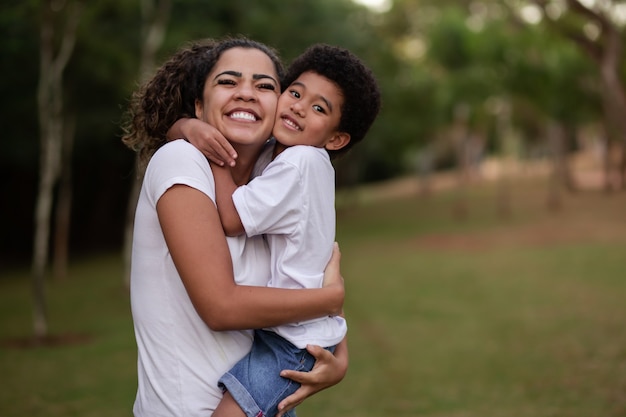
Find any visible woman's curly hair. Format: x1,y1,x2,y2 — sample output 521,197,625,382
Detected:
121,37,284,171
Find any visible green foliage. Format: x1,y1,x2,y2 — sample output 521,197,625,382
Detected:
504,21,600,125
0,0,618,260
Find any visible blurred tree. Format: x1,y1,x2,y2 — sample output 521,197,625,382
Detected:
503,19,600,209
526,0,626,190
33,0,82,339
122,0,172,289
4,0,617,265
379,0,603,210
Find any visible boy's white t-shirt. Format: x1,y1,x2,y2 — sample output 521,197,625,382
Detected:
232,145,347,349
130,139,272,416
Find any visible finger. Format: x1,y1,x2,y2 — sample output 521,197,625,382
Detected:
306,344,329,360
279,369,310,384
200,137,236,167
212,146,236,167
277,388,308,415
213,137,238,166
328,242,341,269
204,151,226,167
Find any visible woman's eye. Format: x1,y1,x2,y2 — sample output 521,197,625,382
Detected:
217,79,236,86
259,83,276,91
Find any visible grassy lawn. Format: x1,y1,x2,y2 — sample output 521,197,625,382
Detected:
1,178,625,416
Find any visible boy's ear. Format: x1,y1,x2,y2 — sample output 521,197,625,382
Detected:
325,132,351,151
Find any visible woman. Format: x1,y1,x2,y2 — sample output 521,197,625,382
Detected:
122,37,348,417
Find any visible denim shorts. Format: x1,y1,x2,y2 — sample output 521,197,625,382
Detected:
218,329,335,417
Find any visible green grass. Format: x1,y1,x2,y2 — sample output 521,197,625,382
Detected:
0,256,136,417
2,179,626,417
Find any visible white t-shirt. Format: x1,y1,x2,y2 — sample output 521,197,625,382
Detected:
130,139,271,416
232,145,347,349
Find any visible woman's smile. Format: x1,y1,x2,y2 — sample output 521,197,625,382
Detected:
195,47,280,148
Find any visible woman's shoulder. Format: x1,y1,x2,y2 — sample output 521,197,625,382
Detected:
152,139,201,161
145,139,215,197
148,140,210,173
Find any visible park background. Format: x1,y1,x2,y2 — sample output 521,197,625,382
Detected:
1,0,625,416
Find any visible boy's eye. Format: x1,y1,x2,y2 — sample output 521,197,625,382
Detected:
313,104,326,113
289,90,301,99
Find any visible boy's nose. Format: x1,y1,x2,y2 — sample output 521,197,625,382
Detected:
290,102,305,117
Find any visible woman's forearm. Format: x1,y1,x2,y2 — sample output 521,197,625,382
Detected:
198,285,344,331
159,184,343,331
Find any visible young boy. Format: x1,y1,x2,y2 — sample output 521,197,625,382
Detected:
209,44,381,417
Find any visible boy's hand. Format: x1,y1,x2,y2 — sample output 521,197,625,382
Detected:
180,118,238,167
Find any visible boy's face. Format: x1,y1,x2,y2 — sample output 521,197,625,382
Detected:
273,71,349,150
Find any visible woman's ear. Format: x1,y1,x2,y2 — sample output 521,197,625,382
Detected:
194,99,203,119
325,132,351,151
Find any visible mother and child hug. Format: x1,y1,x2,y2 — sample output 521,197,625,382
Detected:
122,36,381,417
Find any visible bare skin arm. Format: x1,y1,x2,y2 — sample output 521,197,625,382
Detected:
211,163,245,236
168,118,238,167
157,184,344,330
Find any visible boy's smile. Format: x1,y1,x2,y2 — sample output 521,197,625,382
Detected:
273,71,347,150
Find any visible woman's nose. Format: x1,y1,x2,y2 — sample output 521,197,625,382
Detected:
234,83,256,101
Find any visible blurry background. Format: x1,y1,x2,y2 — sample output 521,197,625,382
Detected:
1,0,625,416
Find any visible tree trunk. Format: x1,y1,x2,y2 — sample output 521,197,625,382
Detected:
562,125,577,192
546,120,566,211
451,104,470,220
620,143,626,189
53,114,75,281
123,0,172,289
495,99,512,218
33,0,81,339
598,24,626,191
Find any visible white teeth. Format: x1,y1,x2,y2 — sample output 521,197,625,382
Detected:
230,112,256,121
284,117,301,130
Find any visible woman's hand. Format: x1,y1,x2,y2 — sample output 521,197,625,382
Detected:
276,244,349,416
322,242,344,317
276,338,349,417
168,118,237,167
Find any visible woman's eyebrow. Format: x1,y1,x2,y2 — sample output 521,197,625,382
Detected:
253,73,278,84
214,70,277,85
214,70,241,79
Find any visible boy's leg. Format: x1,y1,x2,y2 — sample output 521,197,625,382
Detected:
213,391,247,417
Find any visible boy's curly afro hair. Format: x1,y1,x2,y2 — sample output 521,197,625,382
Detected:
282,44,381,159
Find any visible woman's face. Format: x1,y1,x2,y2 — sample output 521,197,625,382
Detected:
195,47,280,148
